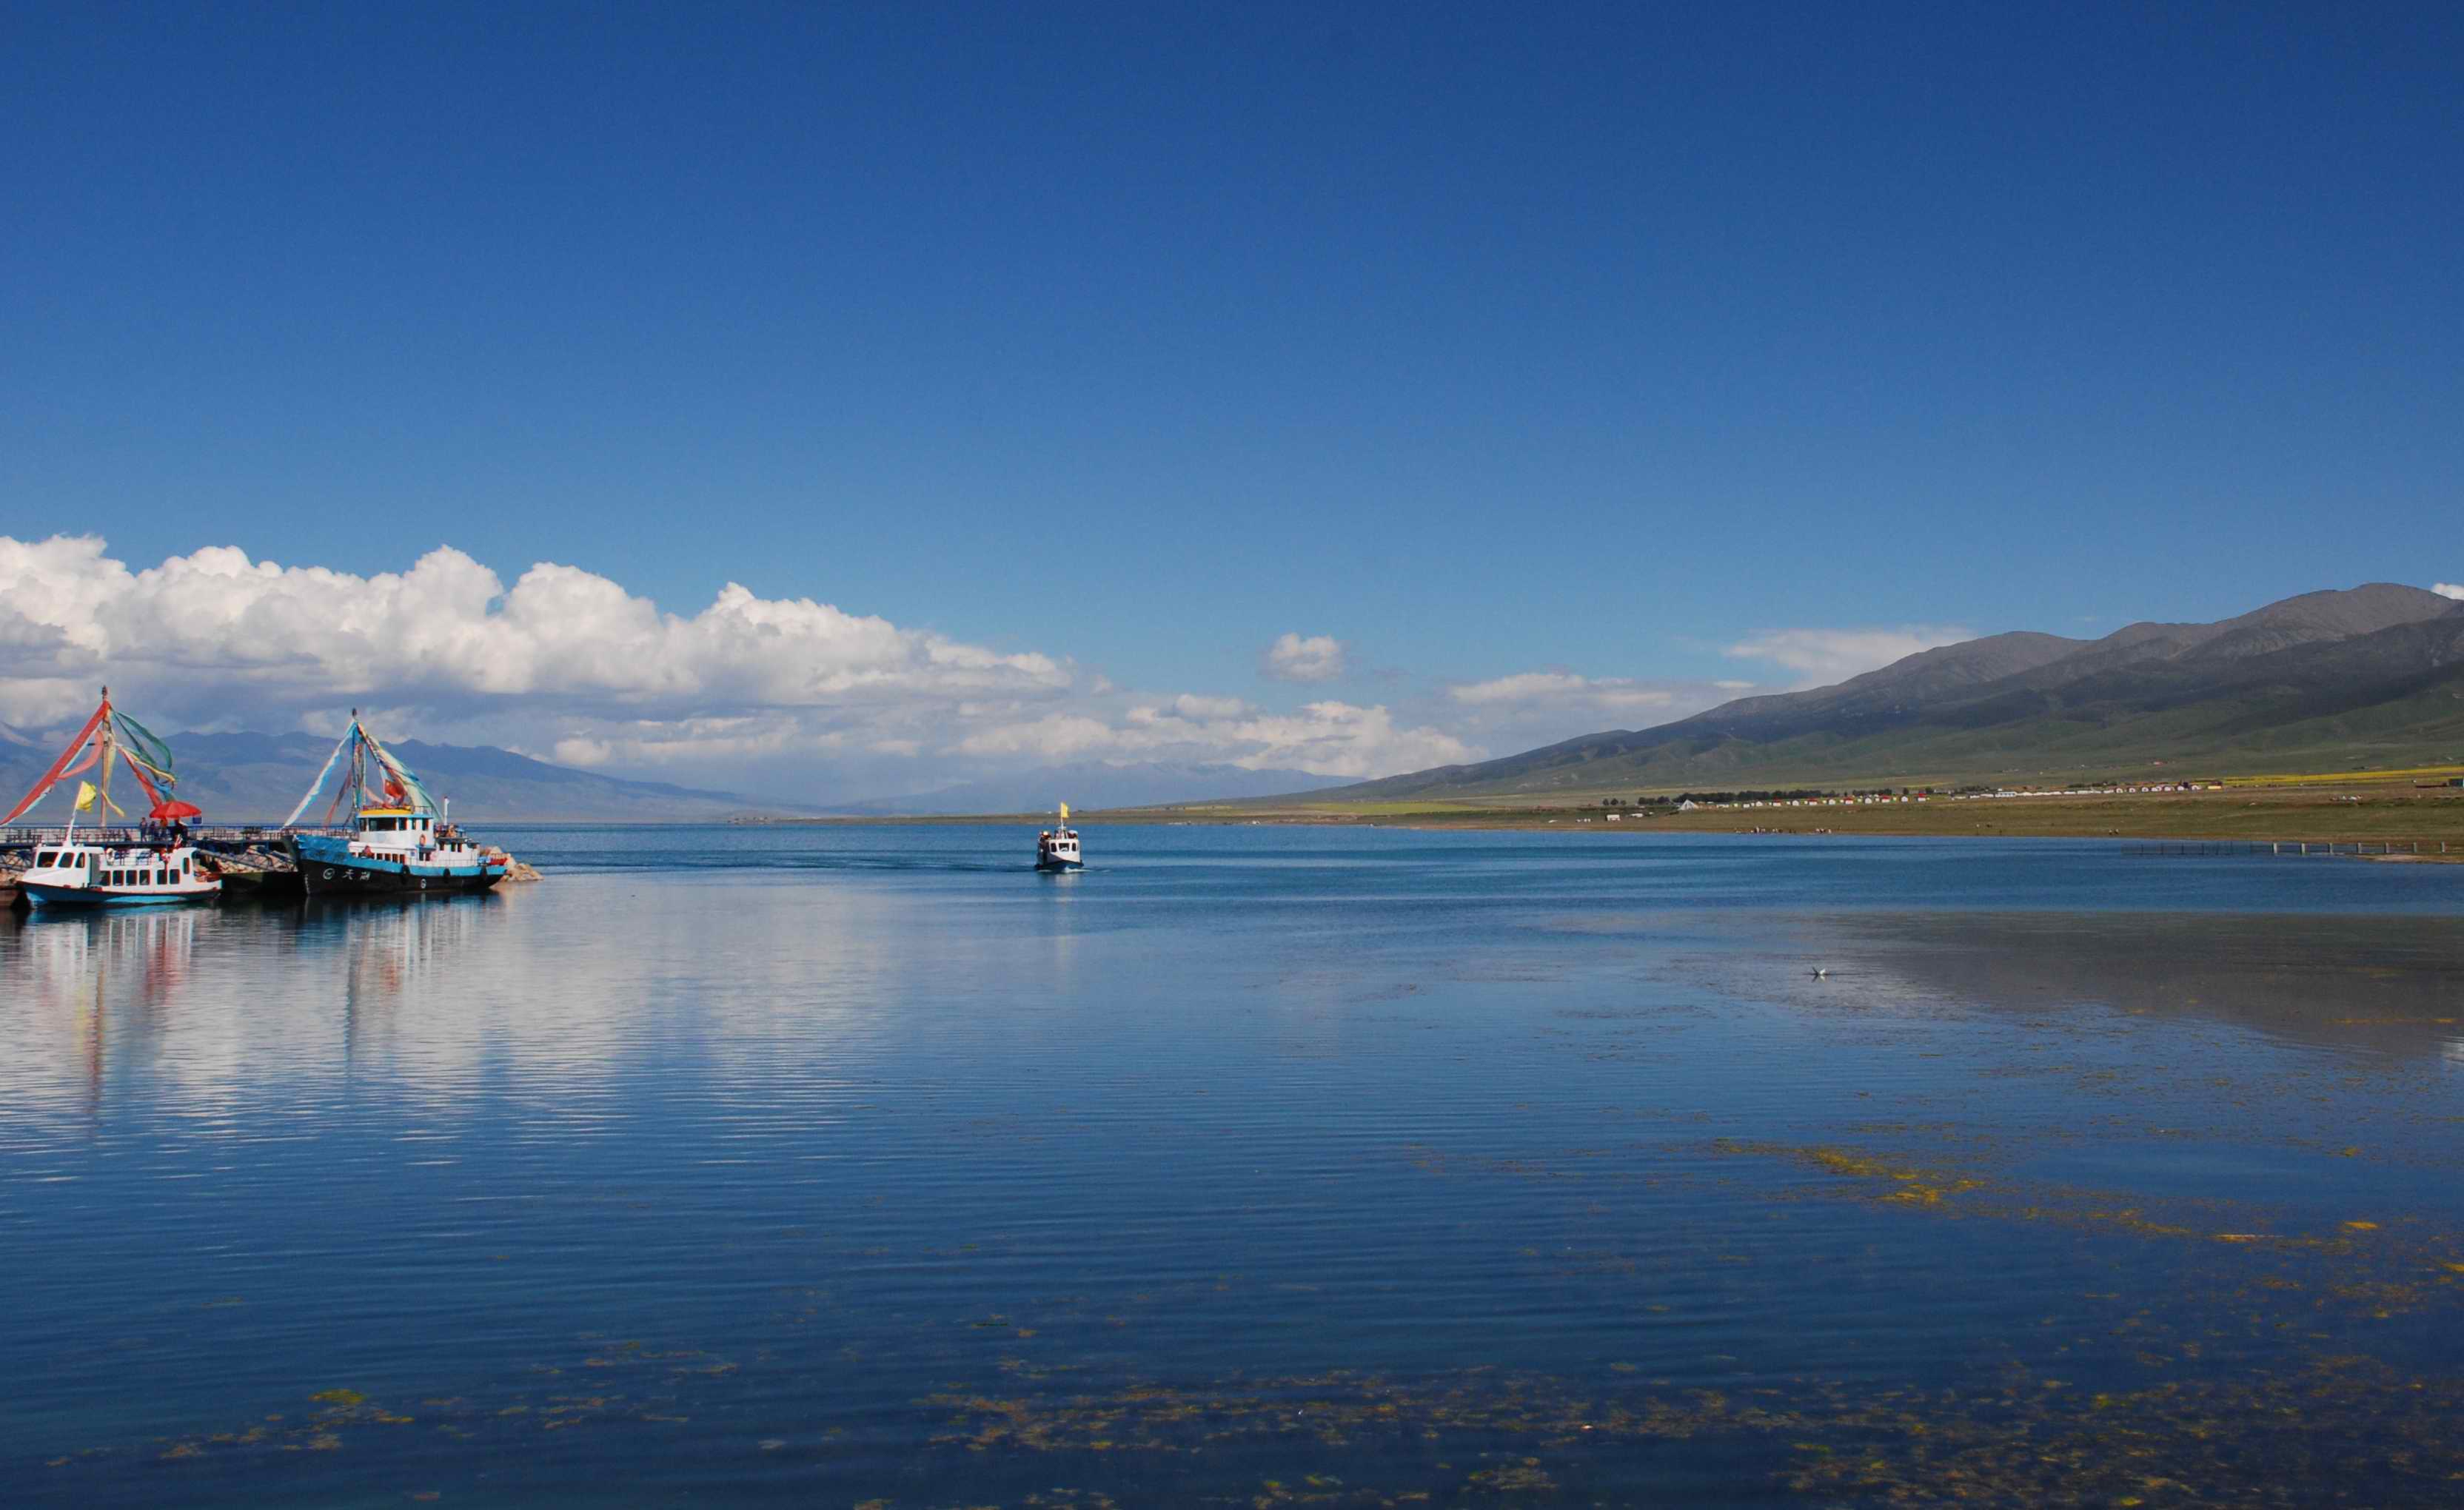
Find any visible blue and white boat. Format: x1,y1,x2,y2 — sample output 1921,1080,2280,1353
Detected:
278,714,508,899
287,809,507,897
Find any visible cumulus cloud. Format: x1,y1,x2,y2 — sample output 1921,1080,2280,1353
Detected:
2435,583,2464,601
1722,625,1974,688
0,534,1068,729
1170,693,1251,719
962,697,1473,778
0,535,1467,795
1448,671,1675,716
1261,631,1348,682
1427,667,1743,756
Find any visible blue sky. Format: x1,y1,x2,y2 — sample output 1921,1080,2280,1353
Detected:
3,4,2460,796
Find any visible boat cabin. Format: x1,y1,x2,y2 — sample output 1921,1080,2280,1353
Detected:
348,806,486,865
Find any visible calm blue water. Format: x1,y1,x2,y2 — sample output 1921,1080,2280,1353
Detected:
6,825,2464,1506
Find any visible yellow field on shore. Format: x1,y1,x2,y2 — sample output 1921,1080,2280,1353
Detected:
2222,765,2464,788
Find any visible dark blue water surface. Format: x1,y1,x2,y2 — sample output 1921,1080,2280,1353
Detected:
7,825,2464,1506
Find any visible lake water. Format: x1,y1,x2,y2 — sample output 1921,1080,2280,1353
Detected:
7,825,2464,1506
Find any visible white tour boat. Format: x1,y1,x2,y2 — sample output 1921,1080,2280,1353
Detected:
3,687,222,910
1036,802,1084,870
20,842,221,908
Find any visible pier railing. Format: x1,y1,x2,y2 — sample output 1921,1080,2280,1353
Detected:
0,824,348,851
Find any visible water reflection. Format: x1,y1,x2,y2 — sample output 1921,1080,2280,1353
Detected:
10,834,2464,1509
0,877,1063,1124
1805,910,2464,1061
2,907,207,1118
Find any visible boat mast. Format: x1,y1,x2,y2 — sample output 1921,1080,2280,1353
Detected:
346,709,362,816
96,685,115,833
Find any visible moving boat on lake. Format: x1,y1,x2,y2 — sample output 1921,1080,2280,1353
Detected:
281,713,509,898
1037,802,1084,870
2,688,223,909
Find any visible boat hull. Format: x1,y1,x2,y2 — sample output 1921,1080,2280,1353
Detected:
286,837,505,898
23,882,219,908
1035,856,1083,870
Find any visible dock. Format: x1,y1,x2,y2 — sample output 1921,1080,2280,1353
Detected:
2,824,541,905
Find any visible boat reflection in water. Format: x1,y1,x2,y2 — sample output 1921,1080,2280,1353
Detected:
0,892,506,1119
4,905,201,1115
280,713,509,897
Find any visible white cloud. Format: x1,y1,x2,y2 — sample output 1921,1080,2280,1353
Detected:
963,697,1473,778
1262,631,1348,682
2434,583,2464,601
1722,625,1974,688
0,534,1070,730
1713,679,1757,691
552,737,613,768
1449,671,1675,715
0,535,1470,795
1428,668,1743,757
1170,693,1251,719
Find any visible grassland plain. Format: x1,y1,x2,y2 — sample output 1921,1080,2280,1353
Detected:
1123,784,2464,848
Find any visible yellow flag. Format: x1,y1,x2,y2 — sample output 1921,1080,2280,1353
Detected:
74,780,98,812
1059,801,1069,822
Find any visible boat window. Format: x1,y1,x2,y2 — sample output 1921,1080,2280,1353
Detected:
35,850,52,867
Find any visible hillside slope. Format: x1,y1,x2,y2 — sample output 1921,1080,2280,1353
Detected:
1309,585,2464,800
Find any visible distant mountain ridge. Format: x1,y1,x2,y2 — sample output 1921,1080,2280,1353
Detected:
0,724,1351,821
1304,584,2464,800
0,727,813,822
825,761,1348,814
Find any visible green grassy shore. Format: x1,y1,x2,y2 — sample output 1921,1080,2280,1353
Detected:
1167,787,2464,847
773,783,2464,852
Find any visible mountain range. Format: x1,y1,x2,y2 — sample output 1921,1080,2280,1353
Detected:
0,724,1344,822
0,728,809,823
1301,584,2464,802
820,762,1345,815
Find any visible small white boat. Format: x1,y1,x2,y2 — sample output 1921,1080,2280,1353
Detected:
4,686,221,908
21,841,221,908
1037,803,1084,870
